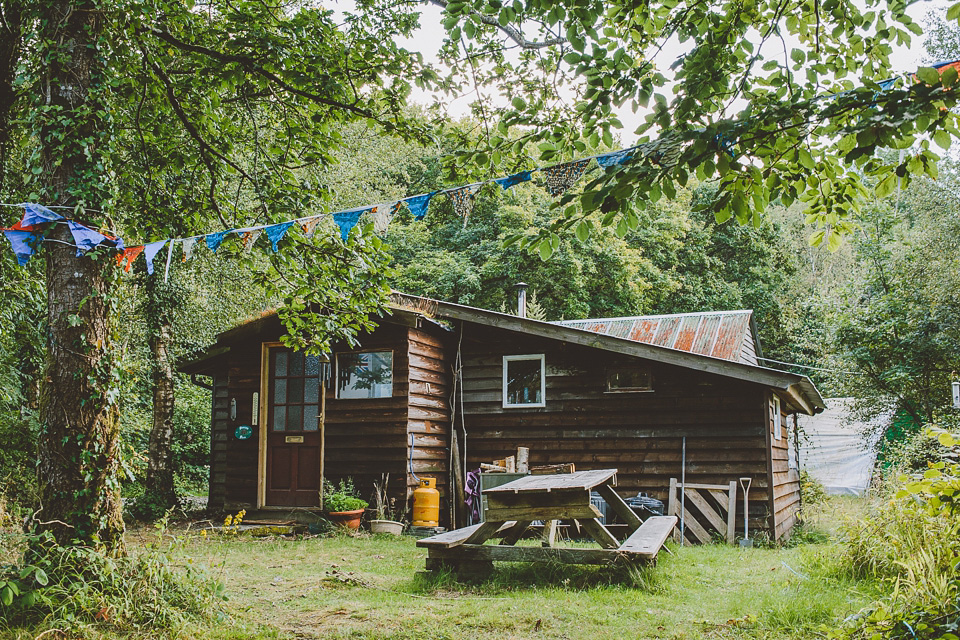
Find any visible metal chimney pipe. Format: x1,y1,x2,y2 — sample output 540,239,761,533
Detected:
515,282,528,318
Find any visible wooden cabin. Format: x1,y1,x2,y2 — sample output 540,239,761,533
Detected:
180,293,825,541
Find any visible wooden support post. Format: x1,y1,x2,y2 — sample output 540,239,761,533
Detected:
578,518,619,549
667,478,680,543
499,520,532,545
594,483,642,531
541,520,558,547
726,480,737,544
451,428,466,529
464,520,506,546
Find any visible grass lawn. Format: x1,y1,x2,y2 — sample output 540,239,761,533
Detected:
153,497,877,640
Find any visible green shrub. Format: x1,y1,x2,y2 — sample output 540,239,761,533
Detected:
323,478,368,512
0,524,224,635
829,428,960,640
800,469,828,507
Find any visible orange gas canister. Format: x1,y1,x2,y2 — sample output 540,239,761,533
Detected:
412,477,440,527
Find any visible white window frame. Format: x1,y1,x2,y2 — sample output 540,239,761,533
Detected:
336,350,394,400
502,354,546,409
773,395,782,441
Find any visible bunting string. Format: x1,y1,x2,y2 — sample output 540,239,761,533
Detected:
5,57,957,281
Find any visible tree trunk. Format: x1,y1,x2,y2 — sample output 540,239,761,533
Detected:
34,0,124,552
145,316,177,511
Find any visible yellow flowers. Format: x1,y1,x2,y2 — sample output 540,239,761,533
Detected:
222,509,246,534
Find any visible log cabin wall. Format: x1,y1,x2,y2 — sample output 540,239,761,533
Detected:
207,318,450,520
768,391,801,540
320,323,410,510
456,323,778,534
406,327,451,511
221,339,263,510
208,374,229,512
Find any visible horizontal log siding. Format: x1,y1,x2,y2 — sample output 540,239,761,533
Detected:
223,342,262,510
459,326,774,533
208,374,229,512
324,323,410,509
407,328,451,515
769,392,800,540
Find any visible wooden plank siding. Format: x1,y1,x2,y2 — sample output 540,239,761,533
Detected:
457,325,775,533
768,392,801,540
407,328,451,507
206,318,452,522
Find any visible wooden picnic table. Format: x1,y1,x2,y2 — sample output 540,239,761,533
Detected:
417,469,677,577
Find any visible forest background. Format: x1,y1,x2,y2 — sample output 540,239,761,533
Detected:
0,0,957,522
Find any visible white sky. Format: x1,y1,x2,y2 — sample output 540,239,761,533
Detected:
339,0,951,145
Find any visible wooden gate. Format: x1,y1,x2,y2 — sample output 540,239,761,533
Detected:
666,479,737,545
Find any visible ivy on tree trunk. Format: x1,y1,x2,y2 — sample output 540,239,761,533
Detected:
32,0,125,552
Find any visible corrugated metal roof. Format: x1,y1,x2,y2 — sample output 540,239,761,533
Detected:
554,310,756,363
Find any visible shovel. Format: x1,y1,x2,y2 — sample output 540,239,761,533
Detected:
739,477,753,547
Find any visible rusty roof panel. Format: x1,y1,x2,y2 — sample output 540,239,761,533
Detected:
672,315,702,352
555,310,755,363
691,315,722,355
629,319,659,343
651,316,682,348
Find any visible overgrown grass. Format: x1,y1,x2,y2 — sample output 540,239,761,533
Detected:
177,507,876,640
0,497,881,639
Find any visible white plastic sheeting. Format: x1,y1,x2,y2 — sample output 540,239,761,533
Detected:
797,398,888,496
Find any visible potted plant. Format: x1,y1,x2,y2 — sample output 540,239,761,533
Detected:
322,478,368,530
369,474,405,535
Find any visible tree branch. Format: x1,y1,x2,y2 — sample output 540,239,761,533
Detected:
426,0,565,49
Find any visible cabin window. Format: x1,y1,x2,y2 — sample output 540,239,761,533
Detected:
772,395,782,441
606,368,653,393
270,350,324,432
337,351,393,399
503,355,545,408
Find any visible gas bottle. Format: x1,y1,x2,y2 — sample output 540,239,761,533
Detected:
412,477,440,527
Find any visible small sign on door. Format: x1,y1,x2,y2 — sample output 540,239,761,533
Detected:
285,435,304,444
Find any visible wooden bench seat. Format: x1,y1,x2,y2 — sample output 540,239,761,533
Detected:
617,516,678,560
417,521,515,549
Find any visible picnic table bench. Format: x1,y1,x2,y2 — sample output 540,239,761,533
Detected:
418,469,677,577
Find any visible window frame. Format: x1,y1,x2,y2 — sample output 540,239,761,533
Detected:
604,367,654,393
502,354,546,409
335,349,394,400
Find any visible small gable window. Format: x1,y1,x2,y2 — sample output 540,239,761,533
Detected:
503,355,545,408
337,351,393,399
606,368,653,393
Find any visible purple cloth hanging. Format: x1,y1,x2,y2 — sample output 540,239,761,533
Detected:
3,230,39,265
143,239,168,275
464,468,482,523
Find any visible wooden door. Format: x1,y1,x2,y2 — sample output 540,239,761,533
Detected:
266,348,325,507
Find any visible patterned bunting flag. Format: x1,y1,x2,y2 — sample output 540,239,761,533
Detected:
332,209,364,242
494,170,533,190
116,246,145,272
143,240,168,275
264,222,294,252
301,217,321,237
541,159,591,196
67,221,122,256
181,237,198,262
3,231,39,266
402,192,436,220
241,229,263,252
448,185,481,226
370,202,399,235
205,229,232,253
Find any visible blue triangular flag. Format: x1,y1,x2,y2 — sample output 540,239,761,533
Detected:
597,150,632,168
402,192,437,220
67,221,110,256
264,222,294,251
205,229,233,253
494,170,533,190
20,203,63,227
332,209,365,242
3,230,39,266
144,239,168,275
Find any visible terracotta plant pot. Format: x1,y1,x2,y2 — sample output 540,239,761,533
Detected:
326,509,365,530
369,519,404,535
